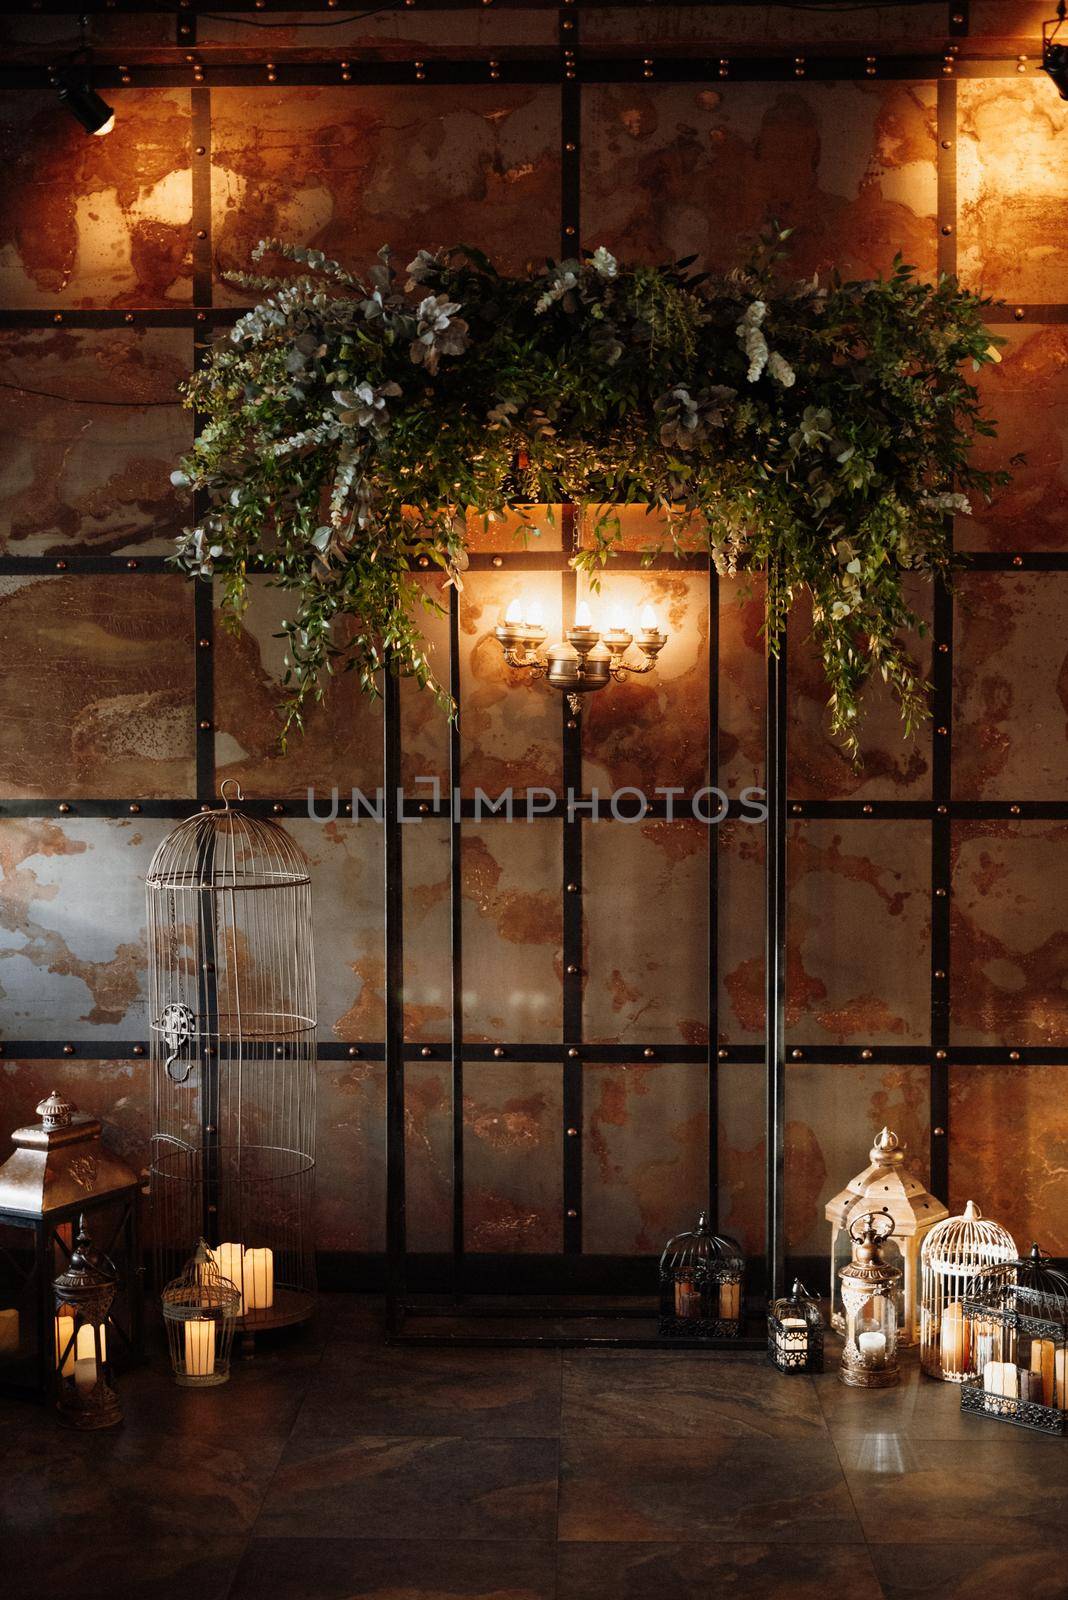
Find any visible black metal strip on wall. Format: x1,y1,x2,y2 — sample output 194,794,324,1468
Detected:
930,74,958,1202
764,629,788,1302
560,507,584,1256
383,670,407,1333
707,566,720,1227
448,587,466,1287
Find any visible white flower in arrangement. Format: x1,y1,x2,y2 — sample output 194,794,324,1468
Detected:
767,350,796,388
590,246,619,279
410,295,470,374
920,490,973,516
534,265,579,314
831,599,853,621
332,380,402,430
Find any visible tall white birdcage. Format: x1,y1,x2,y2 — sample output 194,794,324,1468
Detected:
147,781,316,1346
920,1200,1015,1382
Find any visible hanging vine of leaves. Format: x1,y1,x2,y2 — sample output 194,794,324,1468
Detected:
172,231,1008,756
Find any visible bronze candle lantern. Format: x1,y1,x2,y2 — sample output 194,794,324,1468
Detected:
839,1211,902,1389
768,1279,823,1374
658,1212,744,1339
960,1244,1068,1436
0,1090,142,1400
53,1217,121,1430
825,1127,947,1346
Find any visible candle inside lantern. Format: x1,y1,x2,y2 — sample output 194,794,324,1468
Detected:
719,1280,741,1320
776,1316,808,1357
674,1275,701,1319
857,1330,887,1367
0,1308,19,1355
1057,1348,1068,1409
1031,1338,1056,1406
983,1360,1019,1414
211,1243,245,1314
55,1312,75,1376
244,1247,274,1311
939,1301,970,1376
73,1356,97,1395
184,1317,216,1377
75,1323,105,1363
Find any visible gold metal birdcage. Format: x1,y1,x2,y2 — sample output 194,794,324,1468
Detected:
147,781,317,1348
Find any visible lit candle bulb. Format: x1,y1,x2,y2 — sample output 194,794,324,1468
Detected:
525,599,544,629
184,1317,216,1378
604,604,632,645
573,600,595,630
638,604,661,634
503,598,523,626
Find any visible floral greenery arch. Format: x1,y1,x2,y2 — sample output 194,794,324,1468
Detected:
173,231,1006,756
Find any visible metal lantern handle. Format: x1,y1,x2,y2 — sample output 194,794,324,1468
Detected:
849,1208,895,1245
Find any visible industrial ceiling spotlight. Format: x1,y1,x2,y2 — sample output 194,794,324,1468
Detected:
51,71,114,135
1043,1,1068,99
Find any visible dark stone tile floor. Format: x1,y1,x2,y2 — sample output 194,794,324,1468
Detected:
2,1296,1067,1600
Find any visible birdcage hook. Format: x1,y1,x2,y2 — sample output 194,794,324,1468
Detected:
219,779,244,809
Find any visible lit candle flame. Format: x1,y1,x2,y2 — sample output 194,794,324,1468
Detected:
504,598,523,625
574,600,594,628
639,604,660,632
608,604,629,632
525,599,544,628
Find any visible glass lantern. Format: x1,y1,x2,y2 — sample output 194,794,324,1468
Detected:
920,1200,1016,1382
960,1243,1068,1437
825,1127,946,1346
838,1210,902,1389
53,1215,121,1430
768,1279,823,1374
658,1212,744,1339
161,1240,241,1387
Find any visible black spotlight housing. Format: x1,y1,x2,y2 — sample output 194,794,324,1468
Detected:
1044,2,1068,99
56,79,115,136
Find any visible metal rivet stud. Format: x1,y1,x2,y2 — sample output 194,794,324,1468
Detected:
933,1126,946,1136
1009,804,1021,814
565,141,576,153
124,312,134,324
55,559,68,571
53,313,63,324
348,1046,361,1058
860,1048,873,1060
198,637,211,648
717,1048,728,1060
566,719,578,730
63,1044,74,1055
133,1043,145,1056
416,554,430,569
791,804,803,815
935,1049,947,1060
58,802,71,814
862,803,873,815
567,1126,579,1136
420,1046,432,1058
936,726,948,736
1009,1050,1021,1061
568,1047,579,1058
941,139,952,149
491,555,503,568
272,804,284,815
126,559,138,570
199,720,212,731
566,1208,578,1218
938,642,950,653
564,226,576,237
567,882,579,893
1014,307,1025,322
195,145,205,156
418,802,429,815
937,804,948,815
129,803,141,814
936,887,947,897
791,1049,803,1060
1012,555,1024,567
643,1047,655,1060
493,1046,506,1058
941,227,953,237
934,969,946,980
566,964,580,976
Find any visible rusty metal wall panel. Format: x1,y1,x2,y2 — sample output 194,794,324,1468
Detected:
463,1059,563,1253
718,818,765,1045
210,86,560,301
958,79,1064,306
0,575,195,799
317,1057,386,1252
288,817,386,1044
0,817,165,1040
582,1060,708,1253
584,819,708,1046
0,89,192,308
786,821,932,1045
583,5,951,54
717,1061,765,1257
954,573,1068,801
0,1057,151,1177
461,821,561,1044
459,571,561,796
965,325,1068,554
949,1063,1068,1254
582,82,937,279
951,820,1068,1047
405,1060,454,1255
0,328,189,557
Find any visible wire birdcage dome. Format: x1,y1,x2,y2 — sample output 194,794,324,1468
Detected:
147,782,317,1349
1013,1243,1068,1325
920,1200,1016,1381
658,1212,745,1339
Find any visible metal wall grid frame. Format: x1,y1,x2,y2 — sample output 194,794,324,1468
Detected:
0,8,1064,1344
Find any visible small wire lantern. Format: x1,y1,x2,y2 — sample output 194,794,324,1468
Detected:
768,1279,823,1374
53,1216,121,1430
162,1240,241,1387
658,1212,744,1339
839,1210,901,1389
960,1244,1068,1437
148,782,317,1351
920,1200,1016,1382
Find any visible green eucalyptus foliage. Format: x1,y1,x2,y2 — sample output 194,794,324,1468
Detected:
173,231,1007,756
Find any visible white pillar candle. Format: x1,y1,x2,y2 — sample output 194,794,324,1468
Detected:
244,1247,274,1311
1056,1347,1068,1410
73,1357,96,1395
184,1317,216,1377
0,1308,19,1355
674,1277,701,1319
718,1281,741,1320
858,1331,887,1367
211,1243,245,1314
1031,1338,1056,1407
777,1317,808,1357
983,1360,1019,1413
75,1323,105,1363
